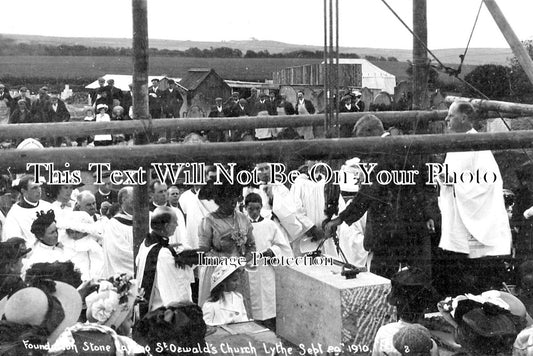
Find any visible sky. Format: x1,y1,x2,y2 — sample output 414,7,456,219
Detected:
0,0,532,50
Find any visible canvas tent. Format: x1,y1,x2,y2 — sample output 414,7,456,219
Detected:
322,59,396,94
85,74,185,91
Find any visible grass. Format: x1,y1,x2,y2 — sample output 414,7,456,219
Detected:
0,56,476,87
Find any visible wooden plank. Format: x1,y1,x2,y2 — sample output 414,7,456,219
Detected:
131,0,150,262
4,130,533,171
0,110,515,140
446,95,533,116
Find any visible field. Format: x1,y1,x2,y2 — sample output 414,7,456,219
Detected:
0,56,476,90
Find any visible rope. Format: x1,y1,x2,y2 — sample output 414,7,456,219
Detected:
457,0,484,75
379,0,458,76
379,0,533,163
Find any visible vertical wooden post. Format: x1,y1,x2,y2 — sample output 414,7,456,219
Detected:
483,0,533,87
412,0,429,128
323,0,329,130
132,0,150,262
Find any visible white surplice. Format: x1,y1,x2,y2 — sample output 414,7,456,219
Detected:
136,242,193,311
178,189,218,249
2,200,53,246
62,236,104,281
247,217,293,320
438,130,511,258
102,213,134,277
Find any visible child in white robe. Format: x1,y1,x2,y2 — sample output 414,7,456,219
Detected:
57,211,104,281
202,264,249,326
244,192,293,324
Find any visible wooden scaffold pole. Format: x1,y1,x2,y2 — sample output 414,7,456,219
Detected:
131,0,150,261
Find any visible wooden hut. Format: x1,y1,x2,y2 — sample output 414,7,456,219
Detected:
179,68,232,117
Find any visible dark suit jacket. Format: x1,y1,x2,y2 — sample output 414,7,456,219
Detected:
46,100,71,122
161,89,183,118
232,104,249,117
90,86,107,105
106,85,124,104
30,98,50,123
208,106,226,118
354,100,365,112
337,149,435,265
339,104,358,113
266,99,278,115
295,99,315,114
253,99,269,116
8,109,31,124
148,86,163,113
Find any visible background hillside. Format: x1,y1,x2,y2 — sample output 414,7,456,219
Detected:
2,34,513,66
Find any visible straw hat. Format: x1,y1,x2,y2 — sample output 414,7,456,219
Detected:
3,281,82,343
210,264,240,291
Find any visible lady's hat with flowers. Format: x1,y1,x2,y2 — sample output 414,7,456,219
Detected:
85,273,139,329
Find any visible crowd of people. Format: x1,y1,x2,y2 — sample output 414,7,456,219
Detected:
0,98,532,355
0,79,368,147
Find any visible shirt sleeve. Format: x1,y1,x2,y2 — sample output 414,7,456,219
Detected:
198,216,213,251
337,186,373,226
269,222,294,258
244,220,256,261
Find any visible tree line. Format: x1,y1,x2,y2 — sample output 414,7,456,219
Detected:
0,35,398,61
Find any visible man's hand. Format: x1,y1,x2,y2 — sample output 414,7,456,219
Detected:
261,249,275,258
306,225,325,242
324,218,342,239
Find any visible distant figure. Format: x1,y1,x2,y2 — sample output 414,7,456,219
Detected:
9,100,31,124
105,78,123,107
10,86,31,112
295,90,315,139
352,90,365,112
0,84,13,125
93,104,112,146
30,87,50,123
267,91,278,115
47,94,70,123
90,77,107,105
161,79,183,118
148,78,162,119
207,97,226,142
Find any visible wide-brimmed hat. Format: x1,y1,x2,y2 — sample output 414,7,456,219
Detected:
96,103,108,111
462,307,516,337
86,274,139,329
210,264,240,291
3,281,82,343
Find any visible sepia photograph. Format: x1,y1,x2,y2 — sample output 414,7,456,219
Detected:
1,0,533,355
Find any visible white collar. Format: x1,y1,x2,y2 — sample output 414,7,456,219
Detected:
23,197,39,207
98,189,110,196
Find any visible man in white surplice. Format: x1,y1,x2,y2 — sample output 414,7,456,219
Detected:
136,206,193,317
2,175,52,246
102,187,135,277
438,101,511,293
